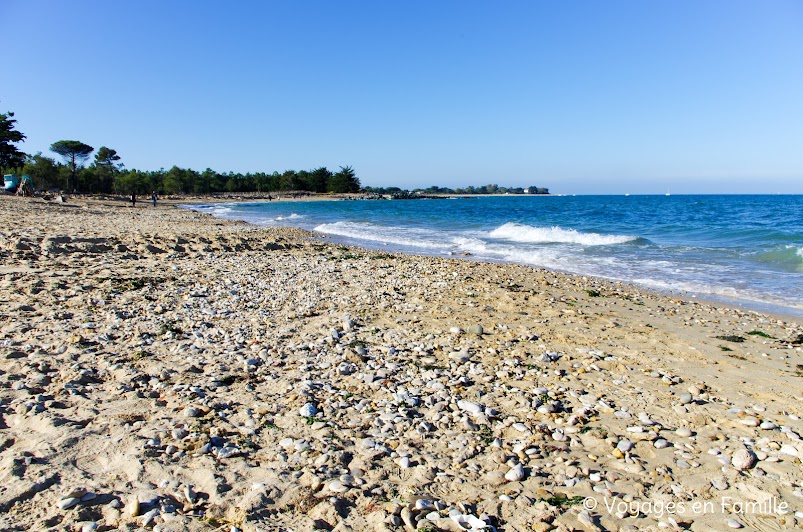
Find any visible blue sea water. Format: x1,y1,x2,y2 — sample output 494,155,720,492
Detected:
184,195,803,317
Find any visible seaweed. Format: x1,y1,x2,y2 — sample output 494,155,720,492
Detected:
715,335,745,343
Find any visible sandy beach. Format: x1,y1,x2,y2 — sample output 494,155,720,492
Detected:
0,194,801,531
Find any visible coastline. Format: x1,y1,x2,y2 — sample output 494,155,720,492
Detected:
1,194,801,531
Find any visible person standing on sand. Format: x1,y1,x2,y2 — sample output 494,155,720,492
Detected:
151,191,158,207
131,192,136,207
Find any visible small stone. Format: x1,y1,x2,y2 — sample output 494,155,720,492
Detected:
780,444,798,456
726,517,743,528
731,448,757,470
505,463,525,482
617,440,634,453
457,400,483,415
711,478,728,490
578,510,594,526
299,403,318,417
675,427,692,437
679,393,693,405
654,439,670,449
128,497,140,517
415,499,434,510
466,324,484,335
401,507,415,530
183,407,202,418
327,480,348,493
58,497,80,510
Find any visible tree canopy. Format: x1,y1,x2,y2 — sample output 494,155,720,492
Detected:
0,110,27,169
50,140,94,192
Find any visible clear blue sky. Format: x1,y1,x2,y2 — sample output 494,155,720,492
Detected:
3,0,802,194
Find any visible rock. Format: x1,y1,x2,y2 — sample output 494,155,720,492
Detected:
617,440,634,453
183,406,202,418
679,393,693,405
505,463,525,482
578,510,594,527
654,439,670,449
466,324,484,335
299,403,318,417
711,478,728,491
457,400,483,415
725,517,743,528
401,506,415,530
58,497,80,510
731,448,757,470
128,497,140,517
327,480,349,493
675,427,692,437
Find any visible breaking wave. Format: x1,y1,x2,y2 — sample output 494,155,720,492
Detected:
488,222,639,246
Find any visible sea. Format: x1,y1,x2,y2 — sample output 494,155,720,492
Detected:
183,195,803,318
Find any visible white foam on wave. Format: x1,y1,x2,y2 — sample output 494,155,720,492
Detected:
274,213,305,221
314,221,453,249
489,222,638,246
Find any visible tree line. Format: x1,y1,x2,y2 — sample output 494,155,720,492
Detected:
1,109,360,195
11,148,361,196
3,108,548,196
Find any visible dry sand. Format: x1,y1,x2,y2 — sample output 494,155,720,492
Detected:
0,194,801,531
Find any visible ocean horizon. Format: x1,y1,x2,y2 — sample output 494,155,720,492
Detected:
183,194,803,318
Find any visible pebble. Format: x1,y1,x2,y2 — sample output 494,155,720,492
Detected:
466,324,484,335
654,439,670,449
505,463,526,482
183,406,202,417
617,440,634,452
675,427,692,437
327,480,349,493
726,517,743,528
58,497,80,510
299,403,318,417
731,448,757,470
679,393,693,404
711,478,728,490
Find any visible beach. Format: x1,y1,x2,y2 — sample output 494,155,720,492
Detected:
0,194,801,531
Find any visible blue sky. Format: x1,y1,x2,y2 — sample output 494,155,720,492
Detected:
3,0,802,194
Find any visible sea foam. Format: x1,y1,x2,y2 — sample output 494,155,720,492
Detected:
489,222,638,246
314,221,452,249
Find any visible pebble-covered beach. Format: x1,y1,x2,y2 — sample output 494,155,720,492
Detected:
1,195,801,531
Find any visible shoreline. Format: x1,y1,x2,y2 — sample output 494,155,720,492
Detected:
1,194,801,531
176,195,803,323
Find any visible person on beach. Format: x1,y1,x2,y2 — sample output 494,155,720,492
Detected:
131,192,136,207
151,191,158,207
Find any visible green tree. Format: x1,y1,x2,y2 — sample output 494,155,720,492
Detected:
90,147,122,193
309,167,332,193
50,140,94,192
22,153,61,190
0,110,27,170
328,165,360,193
